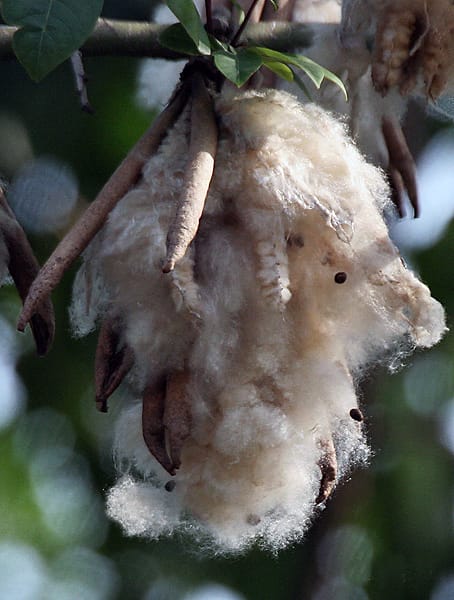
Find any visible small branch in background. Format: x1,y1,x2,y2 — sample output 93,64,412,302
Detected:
17,81,191,333
231,0,268,45
382,115,419,218
205,0,213,33
70,51,94,114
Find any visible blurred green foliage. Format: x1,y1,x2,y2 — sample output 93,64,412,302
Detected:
0,2,453,599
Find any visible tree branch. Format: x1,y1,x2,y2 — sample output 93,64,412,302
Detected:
0,19,319,62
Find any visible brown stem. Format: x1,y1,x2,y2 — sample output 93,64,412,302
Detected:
0,192,54,356
388,164,406,219
205,0,213,33
70,51,94,114
382,115,419,218
17,82,191,333
94,317,134,412
163,73,218,273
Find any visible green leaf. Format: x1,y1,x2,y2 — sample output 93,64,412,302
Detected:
268,0,280,9
319,68,348,101
250,46,348,100
208,35,231,53
166,0,211,56
1,0,103,81
159,23,201,55
262,60,294,82
292,70,313,100
213,48,263,87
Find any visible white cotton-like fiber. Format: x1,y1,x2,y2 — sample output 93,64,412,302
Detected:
72,88,446,554
293,0,341,24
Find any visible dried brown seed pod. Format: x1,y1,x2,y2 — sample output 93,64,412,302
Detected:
0,190,54,355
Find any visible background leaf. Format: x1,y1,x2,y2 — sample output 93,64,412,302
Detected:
292,70,312,100
214,48,263,87
1,0,104,81
166,0,211,56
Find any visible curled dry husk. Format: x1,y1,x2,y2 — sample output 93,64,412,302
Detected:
369,0,454,99
70,88,446,554
0,191,54,355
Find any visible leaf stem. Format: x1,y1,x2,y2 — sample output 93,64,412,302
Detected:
382,115,419,218
70,50,94,114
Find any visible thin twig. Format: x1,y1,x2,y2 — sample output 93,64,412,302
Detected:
17,82,191,333
163,73,218,273
382,115,419,218
231,0,271,45
70,51,94,114
0,191,55,355
205,0,213,33
388,165,406,218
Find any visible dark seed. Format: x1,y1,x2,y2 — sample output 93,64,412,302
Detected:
165,480,176,492
334,272,347,284
246,514,261,526
350,408,363,422
287,234,304,248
